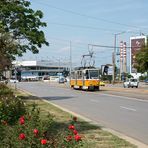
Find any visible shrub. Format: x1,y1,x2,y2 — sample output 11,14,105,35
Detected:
0,84,85,147
0,84,13,97
0,84,26,125
0,103,53,148
0,95,26,125
58,116,84,148
0,105,85,148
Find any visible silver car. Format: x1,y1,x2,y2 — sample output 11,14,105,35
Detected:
123,78,139,88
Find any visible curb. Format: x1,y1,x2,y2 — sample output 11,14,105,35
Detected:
43,100,148,148
18,88,148,148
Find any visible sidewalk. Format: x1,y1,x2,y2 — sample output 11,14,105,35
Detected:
104,82,148,94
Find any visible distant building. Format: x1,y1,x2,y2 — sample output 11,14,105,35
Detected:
120,41,127,74
12,60,70,80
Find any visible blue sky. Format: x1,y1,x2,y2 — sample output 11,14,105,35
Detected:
18,0,148,68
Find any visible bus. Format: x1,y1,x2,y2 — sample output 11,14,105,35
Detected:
70,68,100,91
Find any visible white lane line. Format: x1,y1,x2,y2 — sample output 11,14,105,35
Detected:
98,93,148,103
90,99,99,103
120,106,136,112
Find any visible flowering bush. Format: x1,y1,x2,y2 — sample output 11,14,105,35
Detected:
0,85,26,125
0,85,86,147
0,103,53,148
61,116,84,148
0,106,85,148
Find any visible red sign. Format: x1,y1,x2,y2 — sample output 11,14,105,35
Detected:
130,37,146,73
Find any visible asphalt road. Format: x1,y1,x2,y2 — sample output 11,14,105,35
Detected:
16,82,148,145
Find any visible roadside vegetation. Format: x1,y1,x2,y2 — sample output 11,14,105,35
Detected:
0,83,136,147
135,42,148,74
0,0,49,74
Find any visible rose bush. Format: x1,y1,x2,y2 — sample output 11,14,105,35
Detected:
0,105,85,147
0,103,53,147
0,85,86,147
61,116,84,148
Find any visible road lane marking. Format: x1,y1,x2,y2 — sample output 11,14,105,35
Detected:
120,106,136,112
98,93,148,103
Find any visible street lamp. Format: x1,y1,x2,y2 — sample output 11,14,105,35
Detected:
112,31,126,84
69,41,72,75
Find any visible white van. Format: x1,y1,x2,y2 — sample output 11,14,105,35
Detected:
123,78,139,88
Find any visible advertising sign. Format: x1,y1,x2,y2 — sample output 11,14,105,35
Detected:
101,65,113,75
130,36,146,73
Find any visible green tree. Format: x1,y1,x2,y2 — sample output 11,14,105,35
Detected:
0,27,16,72
135,42,148,73
0,0,49,59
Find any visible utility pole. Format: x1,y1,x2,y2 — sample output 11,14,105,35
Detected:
112,34,116,84
70,41,72,75
112,31,126,84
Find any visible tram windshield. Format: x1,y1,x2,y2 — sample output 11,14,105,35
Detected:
89,70,99,79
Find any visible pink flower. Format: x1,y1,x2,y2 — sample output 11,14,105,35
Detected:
73,130,78,135
74,134,81,141
20,116,25,120
19,116,25,125
33,129,39,135
19,133,26,140
68,125,75,130
19,118,25,125
41,139,47,145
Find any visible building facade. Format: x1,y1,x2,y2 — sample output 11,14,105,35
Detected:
120,41,127,75
12,60,70,80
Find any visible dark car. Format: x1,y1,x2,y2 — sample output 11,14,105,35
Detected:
59,77,65,83
144,79,148,84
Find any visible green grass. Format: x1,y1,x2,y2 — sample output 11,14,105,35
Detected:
16,90,137,148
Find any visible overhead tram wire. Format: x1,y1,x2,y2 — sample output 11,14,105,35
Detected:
35,1,148,30
88,43,141,49
48,37,141,50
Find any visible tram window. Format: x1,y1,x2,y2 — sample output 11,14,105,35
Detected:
89,70,99,79
71,72,75,79
78,71,82,79
85,70,89,79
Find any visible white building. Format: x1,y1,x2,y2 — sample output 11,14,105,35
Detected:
12,60,70,80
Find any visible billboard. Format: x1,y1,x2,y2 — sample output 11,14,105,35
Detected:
101,65,113,75
130,36,147,73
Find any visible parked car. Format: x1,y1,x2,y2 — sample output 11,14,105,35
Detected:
9,78,19,83
123,78,139,88
0,80,8,84
59,77,65,83
144,78,148,84
100,81,105,86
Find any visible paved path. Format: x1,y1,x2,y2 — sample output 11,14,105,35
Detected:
16,82,148,146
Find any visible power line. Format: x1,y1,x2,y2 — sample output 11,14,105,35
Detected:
88,43,142,49
35,1,148,30
48,36,142,50
48,22,126,33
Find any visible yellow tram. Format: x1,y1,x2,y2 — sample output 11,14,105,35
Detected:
70,68,100,91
